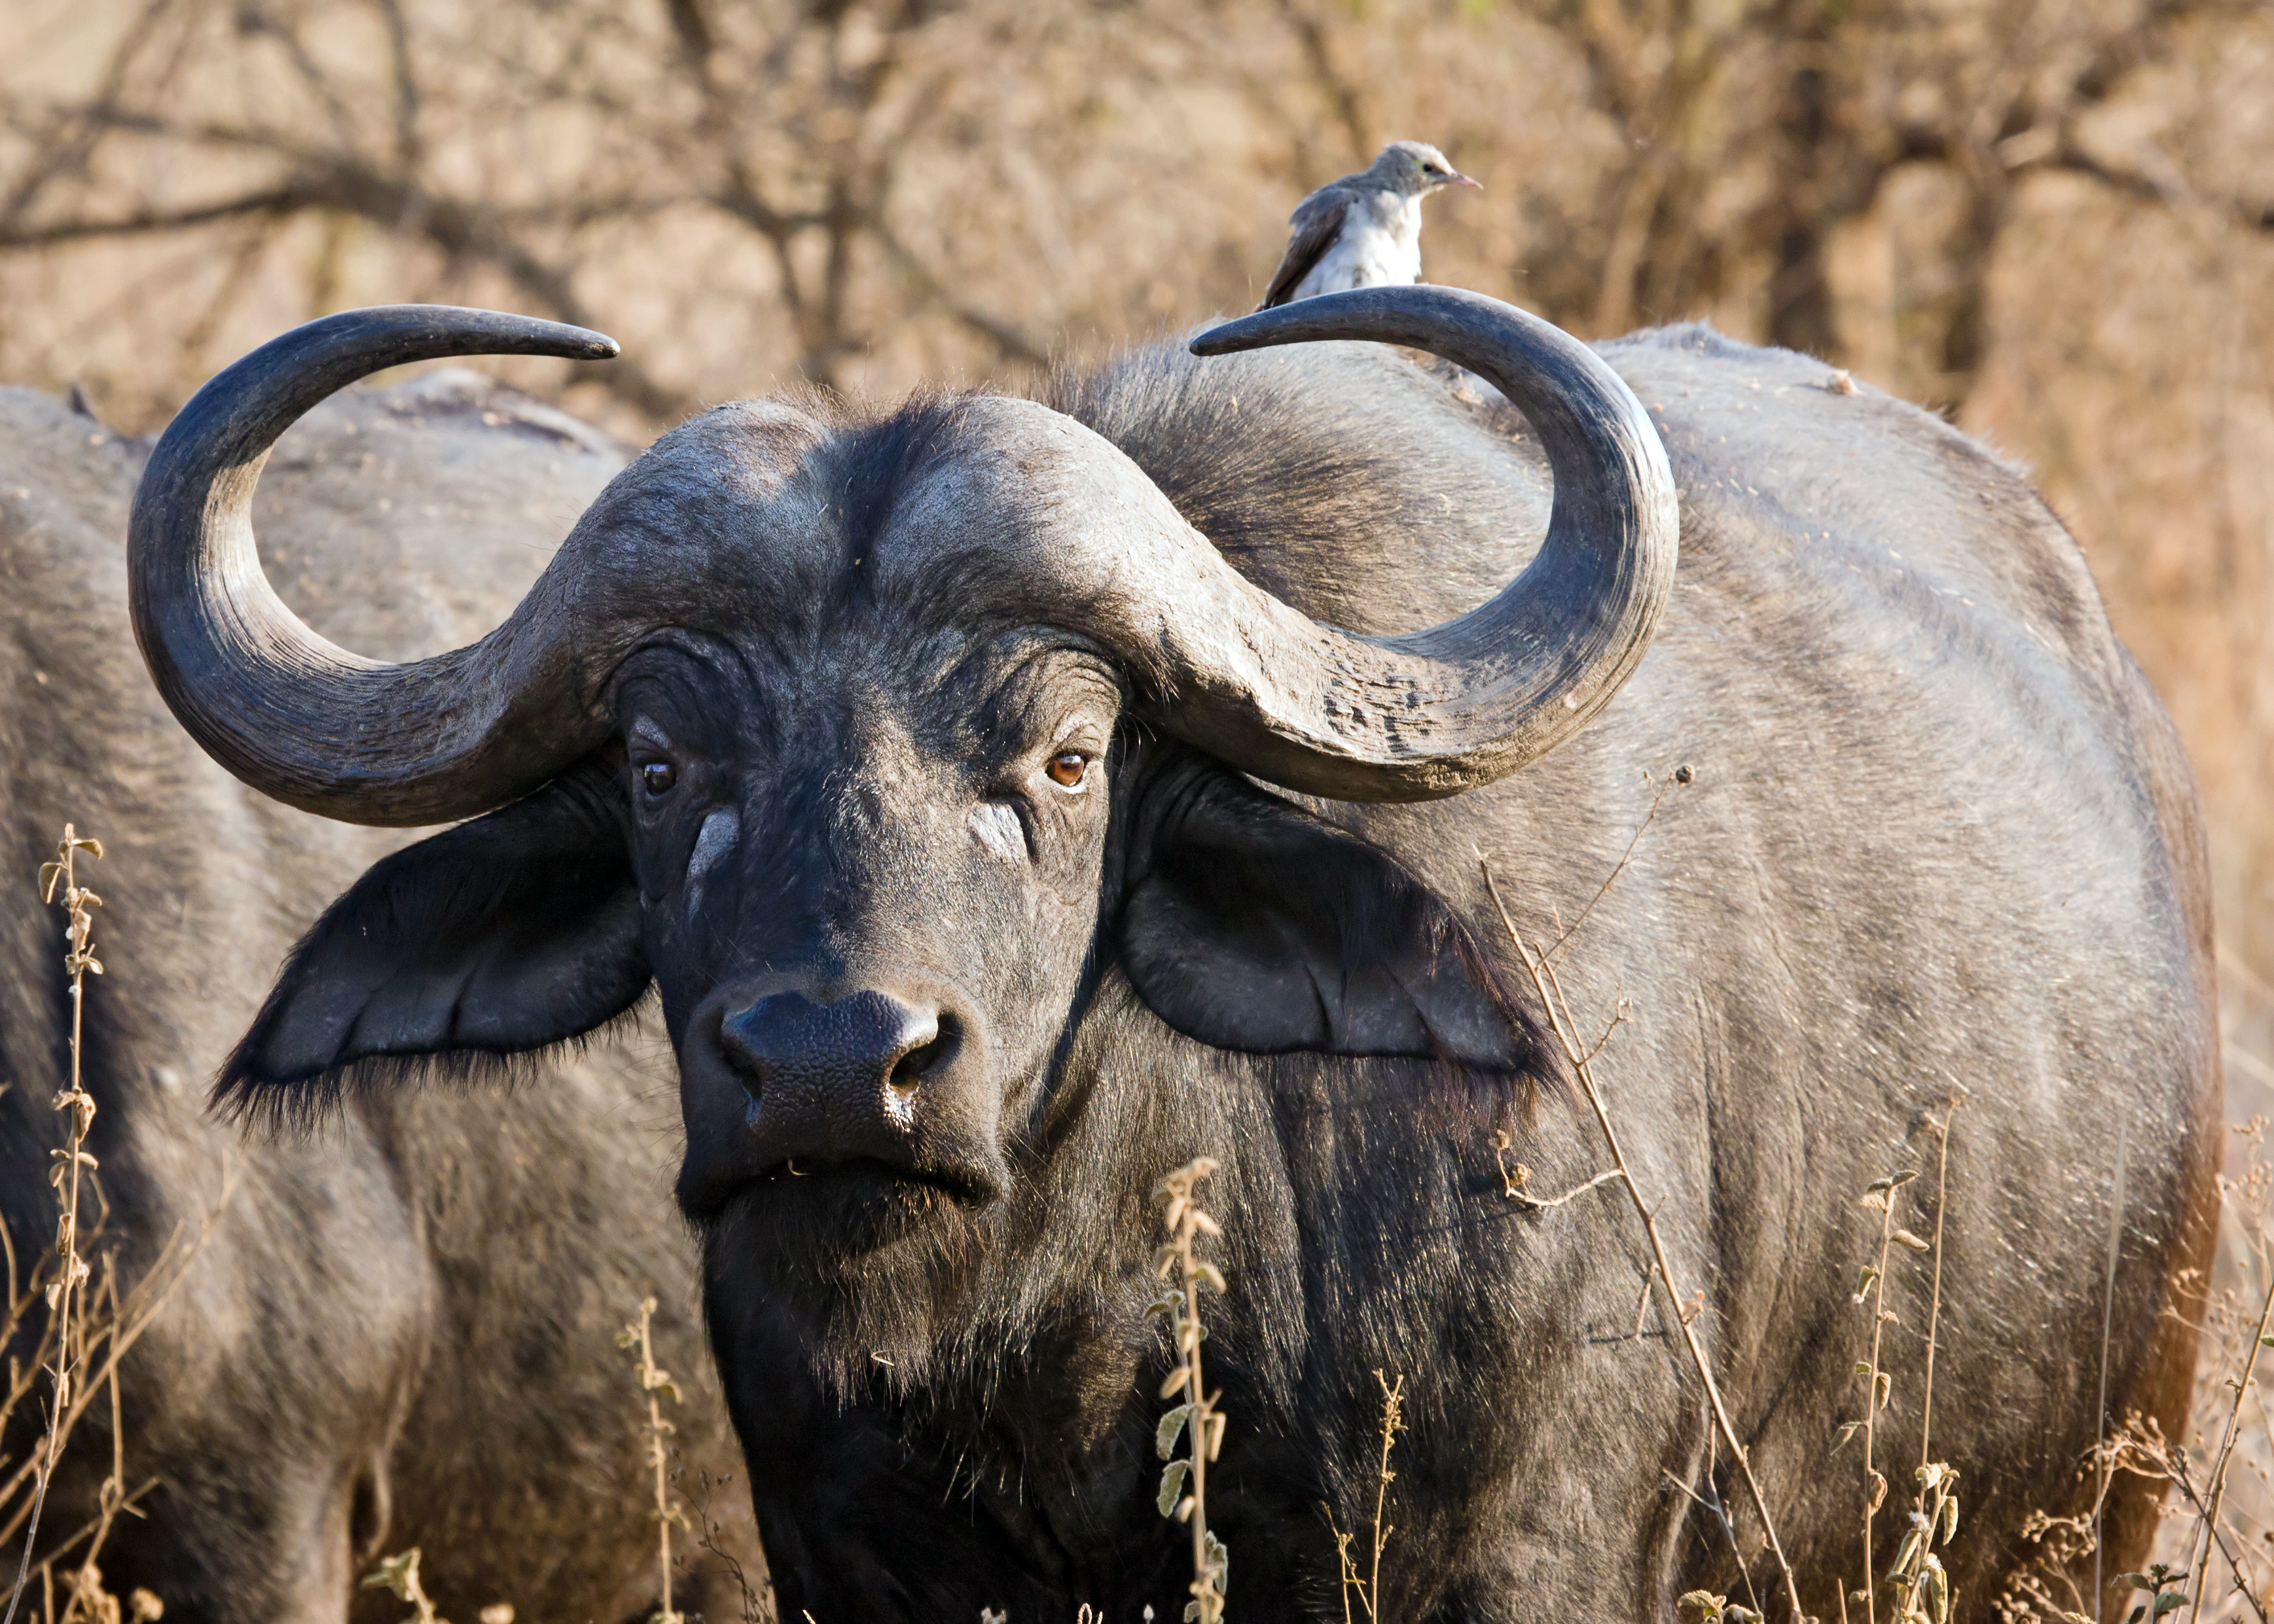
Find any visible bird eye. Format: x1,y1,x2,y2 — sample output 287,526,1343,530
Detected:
1045,753,1089,791
641,761,677,797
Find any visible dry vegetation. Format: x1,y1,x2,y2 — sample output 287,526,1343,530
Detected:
2,0,2272,1618
3,831,226,1624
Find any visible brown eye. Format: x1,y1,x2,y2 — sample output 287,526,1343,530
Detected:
640,761,677,796
1045,752,1088,789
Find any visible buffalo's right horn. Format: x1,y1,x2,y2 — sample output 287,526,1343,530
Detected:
130,306,621,827
1156,285,1681,801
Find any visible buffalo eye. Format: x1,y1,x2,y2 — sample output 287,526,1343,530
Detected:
1045,752,1089,791
640,761,677,797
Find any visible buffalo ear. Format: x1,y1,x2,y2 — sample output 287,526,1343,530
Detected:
216,758,649,1116
1115,754,1532,1068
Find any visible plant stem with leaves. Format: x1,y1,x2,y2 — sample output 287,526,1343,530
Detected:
4,829,104,1624
1854,1168,1915,1623
1149,1157,1229,1624
620,1296,687,1624
1332,1371,1405,1624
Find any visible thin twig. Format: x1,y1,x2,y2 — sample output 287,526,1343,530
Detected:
2191,1261,2274,1622
1480,857,1805,1624
2095,1116,2128,1623
1918,1100,1960,1473
1858,1172,1908,1624
1368,1371,1404,1622
1541,772,1682,967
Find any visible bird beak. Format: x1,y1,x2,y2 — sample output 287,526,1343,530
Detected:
1449,171,1483,190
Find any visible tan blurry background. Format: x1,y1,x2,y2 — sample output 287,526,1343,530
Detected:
3,0,2271,1094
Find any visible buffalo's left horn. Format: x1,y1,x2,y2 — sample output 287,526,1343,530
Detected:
1160,285,1679,801
130,306,621,826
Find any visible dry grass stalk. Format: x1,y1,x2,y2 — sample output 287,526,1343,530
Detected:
1999,1120,2274,1623
619,1296,688,1624
1878,1101,1966,1624
1148,1157,1229,1624
689,1471,773,1624
2184,1251,2274,1622
1331,1370,1406,1624
1479,818,1807,1624
0,827,235,1624
1917,1101,1962,1477
1840,1121,1966,1624
1850,1165,1918,1621
5,828,106,1624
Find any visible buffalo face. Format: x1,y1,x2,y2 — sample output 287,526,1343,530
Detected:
617,624,1123,1253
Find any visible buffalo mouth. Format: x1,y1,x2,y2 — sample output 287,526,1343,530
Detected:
683,1151,1000,1252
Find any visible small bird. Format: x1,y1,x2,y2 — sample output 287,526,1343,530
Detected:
1257,140,1481,310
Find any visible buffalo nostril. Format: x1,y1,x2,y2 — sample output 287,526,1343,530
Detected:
888,1017,956,1093
882,1018,958,1129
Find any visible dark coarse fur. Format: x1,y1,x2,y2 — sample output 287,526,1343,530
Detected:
0,374,763,1623
215,328,2216,1620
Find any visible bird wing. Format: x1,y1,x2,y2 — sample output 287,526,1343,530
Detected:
1257,190,1351,310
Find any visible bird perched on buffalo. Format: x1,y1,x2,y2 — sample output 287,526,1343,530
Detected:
1256,139,1480,310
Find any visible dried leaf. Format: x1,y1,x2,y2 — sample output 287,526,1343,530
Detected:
362,1550,422,1601
1893,1228,1932,1253
1157,1459,1189,1518
1159,1363,1191,1400
1157,1403,1193,1460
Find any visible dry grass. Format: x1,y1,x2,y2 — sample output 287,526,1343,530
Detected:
1149,1156,1231,1624
619,1296,689,1624
0,828,229,1624
1330,1371,1407,1624
2095,1122,2274,1623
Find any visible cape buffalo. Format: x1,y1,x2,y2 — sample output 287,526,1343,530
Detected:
130,291,2215,1620
0,374,759,1622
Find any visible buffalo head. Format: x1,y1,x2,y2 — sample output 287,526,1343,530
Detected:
131,289,1676,1297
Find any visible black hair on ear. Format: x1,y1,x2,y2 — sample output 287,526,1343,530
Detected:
215,757,650,1125
1115,748,1538,1071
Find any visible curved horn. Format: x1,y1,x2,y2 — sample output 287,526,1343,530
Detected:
130,305,621,827
1164,285,1678,801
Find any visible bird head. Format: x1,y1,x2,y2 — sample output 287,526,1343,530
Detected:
1373,140,1482,197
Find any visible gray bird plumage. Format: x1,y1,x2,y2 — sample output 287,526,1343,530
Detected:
1257,139,1479,310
